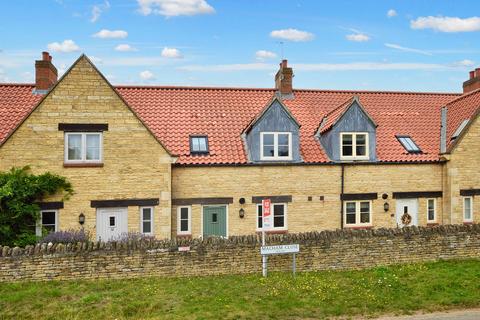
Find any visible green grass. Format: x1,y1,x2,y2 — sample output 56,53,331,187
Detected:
1,259,480,319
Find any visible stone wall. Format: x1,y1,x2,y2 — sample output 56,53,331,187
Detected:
1,224,479,282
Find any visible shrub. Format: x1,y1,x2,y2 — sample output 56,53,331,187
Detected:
110,232,155,243
39,229,90,244
0,166,73,246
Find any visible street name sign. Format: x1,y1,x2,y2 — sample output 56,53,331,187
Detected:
260,244,300,255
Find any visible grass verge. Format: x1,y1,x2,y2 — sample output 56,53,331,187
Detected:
1,259,479,319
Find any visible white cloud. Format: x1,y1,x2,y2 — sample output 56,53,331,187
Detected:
387,9,397,18
270,28,314,42
47,40,80,53
411,16,480,32
384,43,432,56
255,50,277,60
346,33,370,42
89,56,103,64
137,0,215,17
140,70,155,80
452,59,475,67
161,47,182,58
91,1,110,23
115,44,138,52
93,29,128,39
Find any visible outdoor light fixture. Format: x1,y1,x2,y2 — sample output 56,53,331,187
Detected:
78,213,85,225
383,202,390,212
239,208,245,218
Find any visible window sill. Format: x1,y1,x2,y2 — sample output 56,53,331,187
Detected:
256,229,288,234
344,225,373,230
63,163,104,168
463,221,474,225
427,222,439,226
176,234,192,238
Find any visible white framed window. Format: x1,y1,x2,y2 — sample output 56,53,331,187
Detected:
463,197,473,222
177,206,191,235
36,210,58,236
256,203,287,230
427,198,436,223
64,132,102,163
340,132,369,160
344,201,372,227
140,207,154,235
260,132,292,160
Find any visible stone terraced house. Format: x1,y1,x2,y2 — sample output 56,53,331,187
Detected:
0,53,479,241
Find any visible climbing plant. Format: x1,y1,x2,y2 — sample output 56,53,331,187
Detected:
0,166,73,247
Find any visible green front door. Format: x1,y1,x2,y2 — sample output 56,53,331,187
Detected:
203,206,227,238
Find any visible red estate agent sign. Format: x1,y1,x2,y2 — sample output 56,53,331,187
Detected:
262,199,272,230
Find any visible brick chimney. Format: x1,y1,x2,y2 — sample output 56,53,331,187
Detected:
463,68,480,94
35,51,57,93
275,59,293,97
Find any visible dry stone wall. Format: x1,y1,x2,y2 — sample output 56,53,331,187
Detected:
1,224,479,282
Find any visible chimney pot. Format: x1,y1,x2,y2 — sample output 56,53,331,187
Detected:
470,71,475,79
42,51,49,61
476,68,480,77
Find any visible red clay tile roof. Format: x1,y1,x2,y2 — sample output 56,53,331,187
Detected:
0,84,42,146
318,96,355,134
0,83,462,165
445,88,480,150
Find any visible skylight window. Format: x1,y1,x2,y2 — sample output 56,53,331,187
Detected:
190,135,209,154
397,135,421,153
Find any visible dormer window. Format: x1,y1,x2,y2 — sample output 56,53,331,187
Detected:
260,132,292,160
190,135,208,154
340,132,368,160
396,135,421,153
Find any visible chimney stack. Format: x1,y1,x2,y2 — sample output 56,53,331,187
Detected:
463,68,480,94
275,59,293,98
35,51,57,93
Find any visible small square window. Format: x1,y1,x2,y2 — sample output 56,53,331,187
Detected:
260,132,292,160
36,210,58,236
340,133,368,160
257,203,287,230
396,135,422,153
190,136,209,154
65,132,102,163
344,201,372,227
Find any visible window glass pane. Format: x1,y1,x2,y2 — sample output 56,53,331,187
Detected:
273,204,285,228
212,213,218,223
360,202,370,223
263,145,275,157
342,145,353,156
278,134,289,146
464,198,472,219
356,134,366,145
356,145,366,156
278,146,289,157
142,208,151,221
143,221,151,233
428,200,435,221
86,134,101,160
109,216,115,227
191,137,200,151
180,208,189,220
42,211,56,225
342,134,353,145
257,205,263,228
180,219,189,232
67,134,82,160
345,202,356,224
263,134,274,146
198,137,207,151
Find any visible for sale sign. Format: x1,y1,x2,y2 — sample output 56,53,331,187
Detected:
262,199,272,230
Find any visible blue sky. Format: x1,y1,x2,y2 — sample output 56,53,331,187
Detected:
1,0,480,92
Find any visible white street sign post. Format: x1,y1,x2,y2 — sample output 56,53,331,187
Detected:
260,244,300,277
261,199,271,277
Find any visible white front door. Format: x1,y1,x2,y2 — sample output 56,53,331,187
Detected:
395,199,418,227
96,207,128,241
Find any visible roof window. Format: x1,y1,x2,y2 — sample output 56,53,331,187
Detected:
397,135,421,153
451,119,469,140
190,135,209,154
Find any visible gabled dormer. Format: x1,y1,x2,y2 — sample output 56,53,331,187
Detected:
317,96,377,162
243,96,301,163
